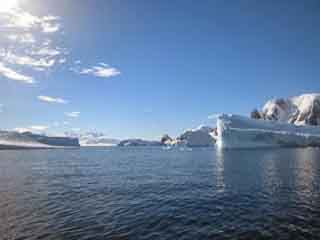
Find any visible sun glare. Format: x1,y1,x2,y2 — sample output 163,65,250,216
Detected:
0,0,19,13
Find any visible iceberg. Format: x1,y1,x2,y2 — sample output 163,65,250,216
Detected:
169,125,216,147
64,131,120,146
215,114,320,149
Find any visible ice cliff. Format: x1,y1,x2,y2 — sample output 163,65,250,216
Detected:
166,125,216,147
65,131,120,146
215,114,320,149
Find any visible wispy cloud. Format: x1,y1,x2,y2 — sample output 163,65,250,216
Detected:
2,9,61,33
59,58,66,64
72,63,121,78
0,104,3,113
30,125,49,131
3,52,56,69
7,33,35,43
38,95,68,104
31,47,61,56
14,125,49,133
14,127,31,133
0,6,65,83
65,112,80,118
0,62,34,83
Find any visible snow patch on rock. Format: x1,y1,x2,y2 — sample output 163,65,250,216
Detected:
258,93,320,126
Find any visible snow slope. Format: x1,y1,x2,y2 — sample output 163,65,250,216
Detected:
216,114,320,149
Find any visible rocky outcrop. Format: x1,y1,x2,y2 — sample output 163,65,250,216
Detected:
252,94,320,126
118,139,164,147
161,134,173,145
250,109,262,120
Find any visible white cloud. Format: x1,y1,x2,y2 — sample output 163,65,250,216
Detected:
30,125,49,131
0,104,3,113
32,47,61,56
7,33,35,43
3,10,61,33
41,23,60,33
0,7,64,82
4,52,56,69
0,62,34,84
37,95,68,104
65,112,80,118
14,125,49,133
74,63,121,78
14,127,31,133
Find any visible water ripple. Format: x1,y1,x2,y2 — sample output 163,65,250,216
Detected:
1,147,320,239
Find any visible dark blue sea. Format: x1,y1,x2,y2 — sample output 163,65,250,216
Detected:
1,147,320,240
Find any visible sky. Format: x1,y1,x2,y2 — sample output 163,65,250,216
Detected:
0,0,320,140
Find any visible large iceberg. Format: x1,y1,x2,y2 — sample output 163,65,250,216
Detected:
64,131,120,146
168,125,216,147
215,114,320,149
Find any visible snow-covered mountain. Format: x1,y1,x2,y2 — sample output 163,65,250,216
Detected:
252,93,320,126
64,131,120,146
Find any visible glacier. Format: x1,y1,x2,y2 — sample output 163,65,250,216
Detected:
215,114,320,149
0,131,80,149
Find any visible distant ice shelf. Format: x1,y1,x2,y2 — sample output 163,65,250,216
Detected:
215,114,320,149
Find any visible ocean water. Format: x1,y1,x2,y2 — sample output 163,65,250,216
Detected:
1,147,320,240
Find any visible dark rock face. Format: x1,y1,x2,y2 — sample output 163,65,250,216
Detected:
161,134,172,144
306,99,320,126
251,94,320,126
118,139,164,147
251,109,262,120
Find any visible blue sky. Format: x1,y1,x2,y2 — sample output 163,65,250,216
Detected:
0,0,320,139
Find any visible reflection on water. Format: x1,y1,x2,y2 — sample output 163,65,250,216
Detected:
214,148,225,193
1,147,320,239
